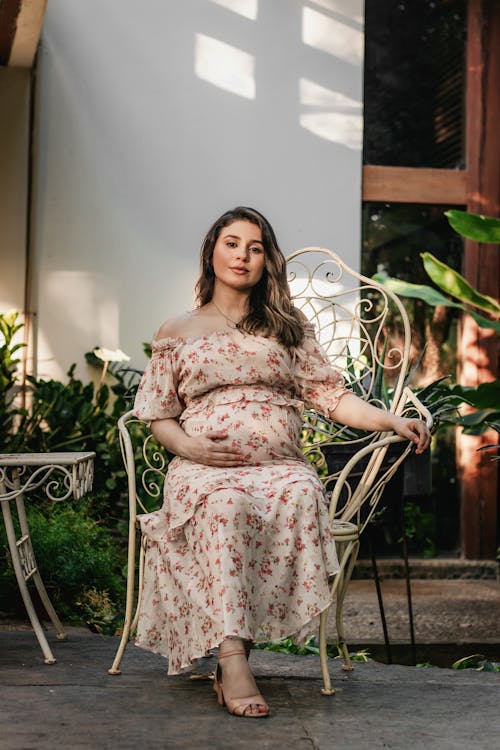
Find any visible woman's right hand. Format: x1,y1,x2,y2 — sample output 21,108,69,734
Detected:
151,419,244,467
180,431,245,467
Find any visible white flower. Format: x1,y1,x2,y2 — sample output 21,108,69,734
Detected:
93,347,131,363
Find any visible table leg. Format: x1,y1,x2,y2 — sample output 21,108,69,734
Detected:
1,499,57,664
13,473,67,642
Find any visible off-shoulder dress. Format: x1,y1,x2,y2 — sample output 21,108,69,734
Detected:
133,324,348,674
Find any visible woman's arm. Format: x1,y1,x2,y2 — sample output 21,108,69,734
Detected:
332,393,431,454
150,418,245,467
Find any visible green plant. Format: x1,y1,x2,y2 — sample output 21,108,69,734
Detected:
402,501,437,557
0,311,25,446
0,323,163,623
0,504,125,621
452,654,500,672
254,637,372,661
75,586,122,635
375,210,500,438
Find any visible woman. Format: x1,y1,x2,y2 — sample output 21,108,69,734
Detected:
133,206,430,718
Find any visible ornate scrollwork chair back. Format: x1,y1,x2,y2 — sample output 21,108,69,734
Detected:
287,248,431,693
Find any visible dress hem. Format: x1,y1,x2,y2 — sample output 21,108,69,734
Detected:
134,593,336,676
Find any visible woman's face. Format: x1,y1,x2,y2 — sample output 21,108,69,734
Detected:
211,220,266,292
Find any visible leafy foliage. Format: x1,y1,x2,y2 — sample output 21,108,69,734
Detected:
445,209,500,243
0,504,124,621
254,637,372,662
422,252,500,316
452,653,500,672
0,325,147,623
0,312,25,444
375,211,500,439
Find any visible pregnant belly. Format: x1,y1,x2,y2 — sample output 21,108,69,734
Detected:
180,399,304,464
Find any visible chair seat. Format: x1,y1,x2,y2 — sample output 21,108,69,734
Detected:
332,519,359,539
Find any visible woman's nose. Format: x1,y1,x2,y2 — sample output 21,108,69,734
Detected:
235,246,250,261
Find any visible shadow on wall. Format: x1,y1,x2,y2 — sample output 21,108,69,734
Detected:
34,0,364,377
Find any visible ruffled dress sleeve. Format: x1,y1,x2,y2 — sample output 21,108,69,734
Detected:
133,338,184,422
292,322,350,420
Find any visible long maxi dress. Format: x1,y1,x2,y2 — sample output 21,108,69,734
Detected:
133,323,349,674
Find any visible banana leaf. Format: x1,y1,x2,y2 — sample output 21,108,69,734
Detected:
372,274,462,308
449,381,500,409
445,210,500,243
421,252,500,316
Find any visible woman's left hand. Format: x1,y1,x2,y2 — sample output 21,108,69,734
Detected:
393,417,431,454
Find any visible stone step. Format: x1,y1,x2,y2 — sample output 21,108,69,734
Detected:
354,557,499,580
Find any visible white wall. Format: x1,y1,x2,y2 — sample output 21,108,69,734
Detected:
32,0,364,379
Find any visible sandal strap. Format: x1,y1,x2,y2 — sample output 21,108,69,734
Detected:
229,696,269,717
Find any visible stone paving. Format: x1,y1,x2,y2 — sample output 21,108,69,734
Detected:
1,577,499,749
327,578,500,663
1,623,499,750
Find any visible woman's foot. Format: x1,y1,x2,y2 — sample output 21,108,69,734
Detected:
213,638,269,718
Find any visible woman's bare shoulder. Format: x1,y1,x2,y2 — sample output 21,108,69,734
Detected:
154,311,205,341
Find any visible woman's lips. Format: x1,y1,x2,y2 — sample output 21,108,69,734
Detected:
230,267,248,274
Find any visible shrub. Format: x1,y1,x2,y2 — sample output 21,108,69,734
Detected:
0,504,125,622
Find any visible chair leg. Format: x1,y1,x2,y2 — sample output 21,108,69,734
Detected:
335,539,359,671
108,524,139,675
319,606,335,695
317,537,359,693
131,536,147,633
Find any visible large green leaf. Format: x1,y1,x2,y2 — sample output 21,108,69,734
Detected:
445,210,500,243
373,274,462,308
449,381,500,410
469,311,500,334
375,271,500,330
456,409,500,435
421,252,500,316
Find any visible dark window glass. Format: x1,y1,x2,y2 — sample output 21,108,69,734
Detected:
362,202,463,280
364,0,466,168
362,202,463,555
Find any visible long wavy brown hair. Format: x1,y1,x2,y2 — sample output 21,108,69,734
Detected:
195,207,304,347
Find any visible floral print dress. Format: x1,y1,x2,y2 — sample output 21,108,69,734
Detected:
133,324,348,674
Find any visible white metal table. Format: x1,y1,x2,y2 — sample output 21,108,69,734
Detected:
0,452,95,663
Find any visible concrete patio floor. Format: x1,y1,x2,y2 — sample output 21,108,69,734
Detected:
2,576,500,749
1,625,499,750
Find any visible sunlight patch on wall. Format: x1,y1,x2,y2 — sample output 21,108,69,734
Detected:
195,34,256,99
302,7,363,66
299,78,362,150
308,0,364,26
300,113,362,149
210,0,258,21
300,77,360,108
41,271,120,377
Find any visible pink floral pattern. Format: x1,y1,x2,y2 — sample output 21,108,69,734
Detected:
133,325,348,674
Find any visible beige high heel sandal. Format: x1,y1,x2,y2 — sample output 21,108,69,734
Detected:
213,648,270,718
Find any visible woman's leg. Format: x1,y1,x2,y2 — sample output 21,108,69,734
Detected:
215,636,269,717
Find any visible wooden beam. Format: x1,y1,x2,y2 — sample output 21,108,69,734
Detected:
362,166,467,205
458,0,500,560
0,0,21,66
8,0,46,67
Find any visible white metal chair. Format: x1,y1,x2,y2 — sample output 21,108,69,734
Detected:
108,248,432,694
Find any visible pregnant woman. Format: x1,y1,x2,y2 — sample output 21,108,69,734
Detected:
133,206,430,717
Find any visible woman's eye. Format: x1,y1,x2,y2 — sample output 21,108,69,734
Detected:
227,241,237,248
250,246,263,254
